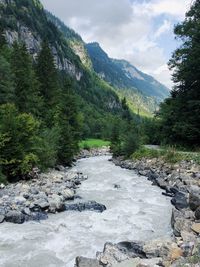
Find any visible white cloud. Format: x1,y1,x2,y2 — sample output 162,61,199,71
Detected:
40,0,191,88
154,20,171,38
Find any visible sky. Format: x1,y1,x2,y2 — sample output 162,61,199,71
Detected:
40,0,192,88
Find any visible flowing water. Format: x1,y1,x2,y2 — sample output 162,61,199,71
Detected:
0,156,172,267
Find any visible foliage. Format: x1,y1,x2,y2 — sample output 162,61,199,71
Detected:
0,104,40,180
158,0,200,147
79,139,110,150
132,146,200,164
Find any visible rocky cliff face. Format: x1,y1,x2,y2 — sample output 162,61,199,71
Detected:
5,26,82,80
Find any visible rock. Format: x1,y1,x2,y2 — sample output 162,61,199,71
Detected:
171,208,192,237
113,258,162,267
116,241,146,258
48,194,65,213
0,183,5,189
189,193,200,211
33,200,49,211
14,196,26,204
97,242,129,266
180,242,195,257
195,206,200,220
5,210,25,224
75,257,102,267
61,188,75,200
30,187,39,195
191,223,200,234
26,211,48,222
0,215,5,223
114,184,121,189
143,239,182,261
65,201,106,213
23,207,31,216
171,191,188,210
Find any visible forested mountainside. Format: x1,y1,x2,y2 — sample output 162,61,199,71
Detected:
86,42,170,114
0,0,125,134
0,0,138,182
44,12,169,115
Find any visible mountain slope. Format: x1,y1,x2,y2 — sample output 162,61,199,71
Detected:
86,42,170,114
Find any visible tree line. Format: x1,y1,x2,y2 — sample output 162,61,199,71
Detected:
0,31,81,182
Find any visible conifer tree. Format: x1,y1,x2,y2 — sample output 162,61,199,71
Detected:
0,55,15,104
56,78,81,165
11,42,43,117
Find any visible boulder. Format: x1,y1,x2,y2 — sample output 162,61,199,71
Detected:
0,214,5,223
191,223,200,234
116,241,146,258
61,188,75,200
65,201,106,213
33,200,49,211
189,193,200,211
195,206,200,220
171,191,188,210
113,258,162,267
5,210,25,224
48,194,65,213
171,208,192,237
75,257,102,267
97,242,129,266
143,239,182,261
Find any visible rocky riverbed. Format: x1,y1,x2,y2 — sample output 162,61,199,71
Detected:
0,148,110,225
75,156,200,267
0,169,107,224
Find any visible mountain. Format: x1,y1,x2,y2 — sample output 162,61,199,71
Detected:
86,42,170,114
0,0,124,138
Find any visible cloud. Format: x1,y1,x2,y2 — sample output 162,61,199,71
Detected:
40,0,191,88
154,20,171,38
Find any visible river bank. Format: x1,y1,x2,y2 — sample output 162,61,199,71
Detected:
0,154,172,267
0,148,110,225
75,155,200,267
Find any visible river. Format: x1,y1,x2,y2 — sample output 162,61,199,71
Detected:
0,156,172,267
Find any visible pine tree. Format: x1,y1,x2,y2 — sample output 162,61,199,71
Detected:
0,54,15,104
56,78,81,165
11,42,43,117
36,41,59,108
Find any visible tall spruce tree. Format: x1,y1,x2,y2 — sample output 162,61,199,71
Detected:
36,40,60,125
11,42,42,117
56,77,81,165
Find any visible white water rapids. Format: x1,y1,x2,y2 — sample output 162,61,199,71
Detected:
0,156,172,267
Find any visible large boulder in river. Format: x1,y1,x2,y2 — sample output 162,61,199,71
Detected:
65,201,106,213
5,210,25,224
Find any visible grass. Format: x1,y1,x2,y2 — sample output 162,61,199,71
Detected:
132,146,200,164
79,139,110,150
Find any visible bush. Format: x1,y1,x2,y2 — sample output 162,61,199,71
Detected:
0,104,40,180
121,131,140,157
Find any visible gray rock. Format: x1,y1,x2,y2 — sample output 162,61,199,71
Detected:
30,188,39,195
0,215,5,223
171,191,189,210
195,206,200,220
189,193,200,211
61,188,75,200
65,201,106,213
48,194,65,213
116,241,145,258
75,257,102,267
97,242,129,266
5,210,25,224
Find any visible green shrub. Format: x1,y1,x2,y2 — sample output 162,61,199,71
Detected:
0,104,40,180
